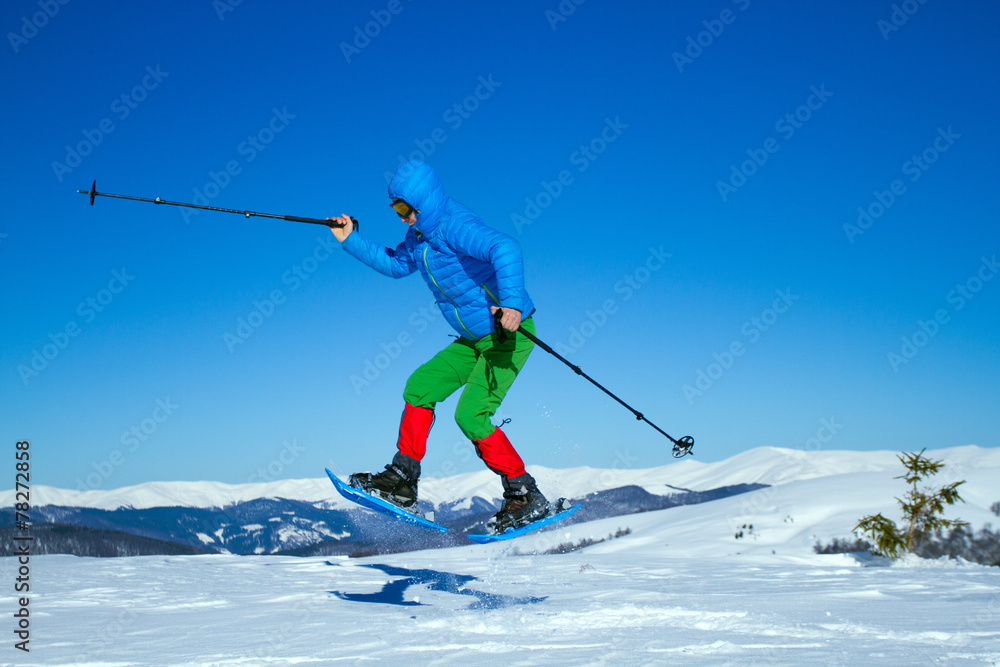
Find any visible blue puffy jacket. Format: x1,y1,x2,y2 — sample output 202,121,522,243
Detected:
342,161,534,341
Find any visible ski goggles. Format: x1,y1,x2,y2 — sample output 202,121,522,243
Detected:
390,198,417,218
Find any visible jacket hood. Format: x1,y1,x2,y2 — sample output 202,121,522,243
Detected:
388,161,447,231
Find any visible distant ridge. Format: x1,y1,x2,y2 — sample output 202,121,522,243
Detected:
0,524,212,557
3,445,994,511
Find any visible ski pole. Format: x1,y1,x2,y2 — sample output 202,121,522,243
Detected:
76,180,352,228
494,309,695,458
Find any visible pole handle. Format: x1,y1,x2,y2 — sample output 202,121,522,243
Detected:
283,214,352,229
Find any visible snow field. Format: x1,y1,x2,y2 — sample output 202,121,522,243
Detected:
4,548,999,666
3,445,999,665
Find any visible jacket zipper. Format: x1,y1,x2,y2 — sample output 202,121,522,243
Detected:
423,246,476,338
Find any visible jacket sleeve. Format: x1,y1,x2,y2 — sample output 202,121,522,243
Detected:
447,218,528,313
341,229,417,279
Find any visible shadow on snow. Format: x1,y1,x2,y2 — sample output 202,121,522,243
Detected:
327,562,546,609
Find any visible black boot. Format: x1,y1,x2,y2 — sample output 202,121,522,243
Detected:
349,453,420,509
488,472,550,533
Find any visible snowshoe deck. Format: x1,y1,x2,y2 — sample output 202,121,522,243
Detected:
325,468,448,533
467,502,582,543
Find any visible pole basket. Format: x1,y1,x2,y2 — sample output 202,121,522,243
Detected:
672,436,695,459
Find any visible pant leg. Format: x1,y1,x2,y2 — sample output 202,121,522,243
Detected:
402,337,479,409
391,338,480,474
393,403,435,472
454,317,536,442
473,426,526,478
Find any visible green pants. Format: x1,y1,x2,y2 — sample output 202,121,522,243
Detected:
403,318,536,441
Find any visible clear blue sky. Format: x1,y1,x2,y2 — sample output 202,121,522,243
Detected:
2,0,997,492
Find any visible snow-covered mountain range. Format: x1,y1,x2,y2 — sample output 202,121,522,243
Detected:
3,445,998,559
9,444,999,511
